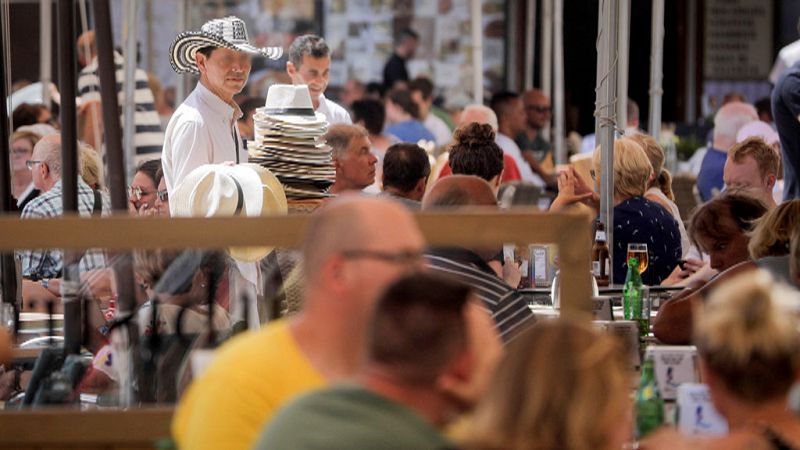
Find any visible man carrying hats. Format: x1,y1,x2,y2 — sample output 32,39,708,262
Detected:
162,16,283,203
286,34,352,125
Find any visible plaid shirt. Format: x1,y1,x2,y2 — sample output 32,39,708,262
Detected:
18,179,111,279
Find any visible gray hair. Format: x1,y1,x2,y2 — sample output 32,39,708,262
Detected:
324,124,369,159
32,134,99,183
714,102,758,148
460,104,499,132
288,34,329,67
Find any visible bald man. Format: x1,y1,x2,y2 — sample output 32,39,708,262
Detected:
697,102,759,201
173,196,426,450
423,175,535,342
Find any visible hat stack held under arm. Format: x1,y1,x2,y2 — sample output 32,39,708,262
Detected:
249,84,334,200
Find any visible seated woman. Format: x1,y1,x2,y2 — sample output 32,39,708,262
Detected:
629,133,694,260
552,137,682,285
128,159,162,215
644,270,800,449
461,320,631,450
653,198,796,345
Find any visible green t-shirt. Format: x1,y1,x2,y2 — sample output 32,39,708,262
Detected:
254,383,456,450
515,131,552,163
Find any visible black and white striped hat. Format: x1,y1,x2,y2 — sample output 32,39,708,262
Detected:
169,16,283,75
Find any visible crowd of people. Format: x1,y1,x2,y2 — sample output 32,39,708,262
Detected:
2,12,800,450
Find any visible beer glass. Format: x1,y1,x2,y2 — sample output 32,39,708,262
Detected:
627,243,649,274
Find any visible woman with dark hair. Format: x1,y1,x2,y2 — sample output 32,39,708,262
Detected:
448,123,505,194
384,88,436,144
129,159,162,214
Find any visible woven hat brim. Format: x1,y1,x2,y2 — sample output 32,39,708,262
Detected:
169,31,284,75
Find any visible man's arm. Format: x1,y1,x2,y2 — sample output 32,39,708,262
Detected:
653,260,757,344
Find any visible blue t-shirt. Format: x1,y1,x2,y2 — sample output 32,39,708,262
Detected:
613,196,682,285
772,61,800,201
385,120,436,144
696,147,727,202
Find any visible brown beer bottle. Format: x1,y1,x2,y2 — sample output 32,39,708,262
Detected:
592,221,610,286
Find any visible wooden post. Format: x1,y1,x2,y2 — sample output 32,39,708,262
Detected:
648,0,665,140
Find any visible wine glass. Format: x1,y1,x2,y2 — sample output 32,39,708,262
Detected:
627,243,649,274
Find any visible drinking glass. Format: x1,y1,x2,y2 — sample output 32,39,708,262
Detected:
627,243,649,274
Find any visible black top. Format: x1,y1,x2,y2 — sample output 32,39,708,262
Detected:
14,188,41,214
383,53,409,89
613,196,682,285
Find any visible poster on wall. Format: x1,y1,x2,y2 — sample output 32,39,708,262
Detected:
324,0,507,103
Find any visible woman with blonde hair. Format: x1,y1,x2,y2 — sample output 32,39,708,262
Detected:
462,320,632,450
644,270,800,449
630,133,693,259
9,129,42,211
552,137,682,284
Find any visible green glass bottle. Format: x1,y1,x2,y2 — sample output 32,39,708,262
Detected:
635,356,664,439
622,256,643,322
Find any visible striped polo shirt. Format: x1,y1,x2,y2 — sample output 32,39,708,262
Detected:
426,247,536,342
77,52,163,163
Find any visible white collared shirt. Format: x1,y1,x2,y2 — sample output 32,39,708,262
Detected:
316,93,352,125
496,132,544,186
161,82,247,204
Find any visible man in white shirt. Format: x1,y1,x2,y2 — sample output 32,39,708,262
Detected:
161,16,283,198
409,77,452,147
286,35,352,125
490,92,546,187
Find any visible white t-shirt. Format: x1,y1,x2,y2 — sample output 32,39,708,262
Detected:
316,93,352,125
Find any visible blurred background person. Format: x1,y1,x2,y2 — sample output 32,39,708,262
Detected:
352,98,397,192
380,143,431,209
128,159,163,214
462,320,631,450
723,137,780,210
236,96,265,144
9,129,42,212
383,28,419,90
409,77,452,147
645,271,800,449
384,88,435,144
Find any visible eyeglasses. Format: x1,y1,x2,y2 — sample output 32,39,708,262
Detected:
12,147,31,157
526,105,552,113
156,189,168,202
341,249,424,266
25,160,43,170
127,186,155,200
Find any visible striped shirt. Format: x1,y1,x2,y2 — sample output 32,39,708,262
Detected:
426,248,535,342
77,52,163,162
18,179,111,279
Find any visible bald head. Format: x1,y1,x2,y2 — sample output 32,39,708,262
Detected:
302,195,424,282
459,104,498,132
422,175,498,210
713,102,758,151
522,89,549,104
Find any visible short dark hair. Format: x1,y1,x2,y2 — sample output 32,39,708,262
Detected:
449,123,504,181
351,99,386,135
408,77,434,101
367,272,471,384
386,88,420,119
365,82,386,98
383,144,431,193
195,46,216,59
288,34,330,67
136,159,163,186
688,190,768,250
395,28,419,45
489,91,520,120
12,103,47,130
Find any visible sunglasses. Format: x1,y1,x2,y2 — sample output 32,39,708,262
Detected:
127,186,155,200
156,189,168,202
526,105,552,113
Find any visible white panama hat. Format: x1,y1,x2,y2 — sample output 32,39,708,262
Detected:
171,164,288,262
257,84,328,125
169,16,283,75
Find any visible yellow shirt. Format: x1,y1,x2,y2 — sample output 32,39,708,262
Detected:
172,320,325,450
